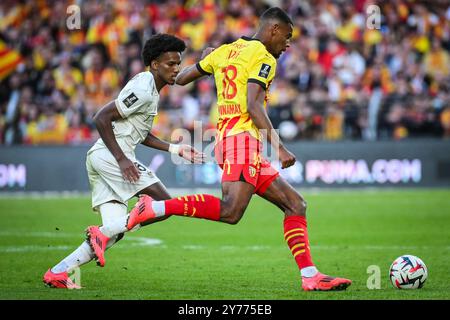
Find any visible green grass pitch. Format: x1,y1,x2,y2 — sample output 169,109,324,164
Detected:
0,189,449,300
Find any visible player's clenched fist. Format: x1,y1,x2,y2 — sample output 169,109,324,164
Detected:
279,146,296,169
118,157,140,183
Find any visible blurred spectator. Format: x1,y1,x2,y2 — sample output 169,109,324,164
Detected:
0,0,449,145
53,52,83,98
82,46,120,108
324,104,344,140
422,38,450,80
65,109,93,145
3,74,22,145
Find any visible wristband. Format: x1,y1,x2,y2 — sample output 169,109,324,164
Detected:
168,144,181,155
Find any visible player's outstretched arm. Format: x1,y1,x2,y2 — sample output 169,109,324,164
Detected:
175,64,204,86
94,101,140,182
141,133,205,163
175,47,215,85
247,83,296,169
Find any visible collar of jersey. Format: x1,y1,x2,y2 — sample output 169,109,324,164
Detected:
241,36,261,42
240,36,276,59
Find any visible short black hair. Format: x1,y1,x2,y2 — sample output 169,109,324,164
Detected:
260,7,293,26
142,34,186,66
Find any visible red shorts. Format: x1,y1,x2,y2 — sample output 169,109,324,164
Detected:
215,132,279,195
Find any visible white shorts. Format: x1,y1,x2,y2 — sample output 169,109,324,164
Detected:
86,148,161,211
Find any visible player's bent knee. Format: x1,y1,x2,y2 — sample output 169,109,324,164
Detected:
299,198,307,214
225,214,242,225
285,195,307,217
221,211,242,225
220,204,245,225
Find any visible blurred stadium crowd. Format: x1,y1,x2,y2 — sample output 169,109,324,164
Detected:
0,0,450,145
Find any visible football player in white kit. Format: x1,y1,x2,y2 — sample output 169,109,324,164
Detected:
43,34,204,289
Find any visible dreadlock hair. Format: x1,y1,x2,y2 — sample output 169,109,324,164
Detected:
260,7,293,26
142,34,186,67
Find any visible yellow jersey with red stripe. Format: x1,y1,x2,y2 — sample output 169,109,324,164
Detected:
197,36,277,141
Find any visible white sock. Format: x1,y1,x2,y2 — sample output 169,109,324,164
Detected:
51,241,94,274
151,201,165,217
100,215,128,238
301,266,319,278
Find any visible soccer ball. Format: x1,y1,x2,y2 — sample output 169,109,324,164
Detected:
389,255,428,289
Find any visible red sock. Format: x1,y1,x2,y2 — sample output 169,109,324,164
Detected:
284,216,315,270
164,194,221,221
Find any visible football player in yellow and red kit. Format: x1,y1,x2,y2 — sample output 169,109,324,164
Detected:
90,7,352,291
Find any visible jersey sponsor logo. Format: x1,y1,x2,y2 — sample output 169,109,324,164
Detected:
123,92,138,108
258,63,271,79
218,104,242,116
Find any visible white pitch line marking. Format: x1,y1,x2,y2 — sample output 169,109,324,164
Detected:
122,237,163,247
182,245,206,250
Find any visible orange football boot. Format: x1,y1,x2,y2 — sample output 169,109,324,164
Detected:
302,272,352,291
86,226,110,267
43,269,81,289
126,195,156,230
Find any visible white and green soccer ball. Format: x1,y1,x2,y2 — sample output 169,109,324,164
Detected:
389,255,428,289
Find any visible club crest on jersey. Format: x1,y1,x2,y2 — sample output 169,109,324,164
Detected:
249,165,257,177
258,63,271,79
123,92,138,108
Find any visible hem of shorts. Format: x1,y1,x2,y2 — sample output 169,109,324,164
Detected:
92,197,127,212
91,179,162,212
256,172,280,196
132,179,162,198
